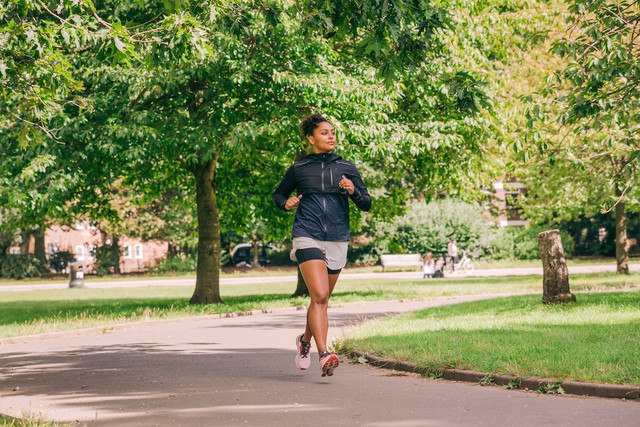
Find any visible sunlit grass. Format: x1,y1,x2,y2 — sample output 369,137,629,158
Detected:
0,272,638,339
0,415,68,427
344,291,640,385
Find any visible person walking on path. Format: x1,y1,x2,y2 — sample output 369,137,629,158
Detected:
447,237,459,268
272,113,371,377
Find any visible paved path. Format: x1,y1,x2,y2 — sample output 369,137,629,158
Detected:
2,263,639,292
1,296,638,426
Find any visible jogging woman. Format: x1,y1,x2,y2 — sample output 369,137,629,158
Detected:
272,114,371,377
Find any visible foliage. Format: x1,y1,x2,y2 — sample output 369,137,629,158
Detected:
518,0,640,273
0,414,65,427
483,226,575,260
91,244,120,276
149,254,197,274
0,254,45,279
48,251,75,274
265,247,296,267
519,0,640,219
351,199,578,263
1,0,494,304
552,0,640,127
390,199,495,258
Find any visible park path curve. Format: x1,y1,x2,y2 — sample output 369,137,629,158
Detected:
1,295,639,426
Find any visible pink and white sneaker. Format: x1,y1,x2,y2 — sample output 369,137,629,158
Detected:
295,334,312,370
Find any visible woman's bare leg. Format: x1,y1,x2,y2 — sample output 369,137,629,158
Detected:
299,260,331,353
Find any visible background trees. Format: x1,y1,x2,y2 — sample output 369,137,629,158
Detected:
4,0,635,289
521,0,640,273
1,1,492,300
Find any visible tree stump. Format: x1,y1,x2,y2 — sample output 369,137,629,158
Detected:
537,229,576,304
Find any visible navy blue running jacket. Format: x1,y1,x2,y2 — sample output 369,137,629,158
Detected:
272,153,371,242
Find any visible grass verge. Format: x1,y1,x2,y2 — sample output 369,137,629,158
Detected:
342,291,640,386
0,415,67,426
0,272,638,339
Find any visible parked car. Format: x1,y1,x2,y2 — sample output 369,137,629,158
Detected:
229,243,274,267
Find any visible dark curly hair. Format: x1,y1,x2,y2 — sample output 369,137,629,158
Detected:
300,114,330,138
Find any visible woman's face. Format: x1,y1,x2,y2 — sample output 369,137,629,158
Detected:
309,121,336,154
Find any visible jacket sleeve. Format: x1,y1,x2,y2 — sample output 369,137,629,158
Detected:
347,167,372,212
272,165,297,211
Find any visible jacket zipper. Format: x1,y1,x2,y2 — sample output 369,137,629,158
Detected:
321,162,327,239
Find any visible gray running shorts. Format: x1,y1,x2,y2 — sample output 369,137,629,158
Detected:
290,237,348,271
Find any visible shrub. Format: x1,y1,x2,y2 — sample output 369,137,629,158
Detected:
391,199,495,258
92,244,120,276
48,251,75,273
267,247,296,266
1,255,45,279
150,254,197,273
484,227,575,260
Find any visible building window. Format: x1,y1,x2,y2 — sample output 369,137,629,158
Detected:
9,247,21,255
123,245,132,259
135,244,143,259
47,243,60,255
87,245,96,259
75,245,85,261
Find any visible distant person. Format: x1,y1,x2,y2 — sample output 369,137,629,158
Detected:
433,254,445,278
447,237,459,267
422,252,435,278
272,113,371,377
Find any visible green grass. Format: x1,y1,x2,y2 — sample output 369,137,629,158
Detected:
0,415,67,427
0,272,638,339
343,291,640,386
0,256,630,286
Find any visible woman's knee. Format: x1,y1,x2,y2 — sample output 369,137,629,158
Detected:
310,291,330,306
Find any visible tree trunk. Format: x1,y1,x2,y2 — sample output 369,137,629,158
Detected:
32,227,47,264
614,190,629,274
252,235,260,267
112,236,121,274
537,229,576,304
291,266,309,298
190,159,223,305
19,231,30,255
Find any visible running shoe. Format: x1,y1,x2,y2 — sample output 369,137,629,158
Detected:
319,351,340,377
295,334,312,370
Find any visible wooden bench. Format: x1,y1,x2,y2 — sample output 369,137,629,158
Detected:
380,254,423,272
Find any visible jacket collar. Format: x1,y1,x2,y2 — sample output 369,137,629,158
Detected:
306,152,342,163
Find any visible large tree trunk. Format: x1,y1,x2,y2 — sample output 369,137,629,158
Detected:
614,188,629,274
291,266,309,298
537,229,576,304
190,159,223,305
32,227,47,264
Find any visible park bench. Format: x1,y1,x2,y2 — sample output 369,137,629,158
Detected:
380,254,423,272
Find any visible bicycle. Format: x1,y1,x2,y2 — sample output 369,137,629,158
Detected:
443,250,474,275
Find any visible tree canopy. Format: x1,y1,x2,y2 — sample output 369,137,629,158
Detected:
2,0,493,300
520,0,640,273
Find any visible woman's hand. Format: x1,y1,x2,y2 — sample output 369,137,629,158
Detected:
285,194,302,210
339,175,355,195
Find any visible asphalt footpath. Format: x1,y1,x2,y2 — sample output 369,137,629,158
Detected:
1,295,639,426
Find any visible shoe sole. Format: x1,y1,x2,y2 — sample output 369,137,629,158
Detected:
321,355,340,377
